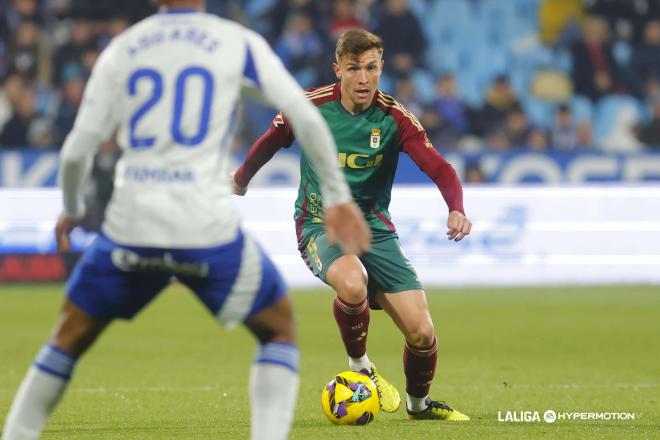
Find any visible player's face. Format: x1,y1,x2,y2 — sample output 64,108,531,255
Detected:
334,48,383,114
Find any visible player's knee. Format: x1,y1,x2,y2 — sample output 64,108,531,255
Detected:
246,295,297,345
336,276,368,304
273,307,297,344
405,321,435,349
328,257,367,304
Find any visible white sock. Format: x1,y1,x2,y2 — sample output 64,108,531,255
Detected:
249,343,300,440
3,344,76,440
348,353,372,372
407,393,429,412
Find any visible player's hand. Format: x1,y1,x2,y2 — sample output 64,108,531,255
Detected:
447,210,471,242
324,201,371,256
229,171,247,196
55,213,83,252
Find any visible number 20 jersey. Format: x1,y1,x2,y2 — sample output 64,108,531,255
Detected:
74,10,288,248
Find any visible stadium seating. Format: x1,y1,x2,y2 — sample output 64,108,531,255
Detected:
523,97,556,129
570,95,594,122
1,0,656,152
593,95,644,145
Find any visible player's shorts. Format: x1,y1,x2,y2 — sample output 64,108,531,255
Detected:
66,228,285,328
298,227,423,300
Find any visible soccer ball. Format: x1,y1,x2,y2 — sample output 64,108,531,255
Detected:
321,370,380,425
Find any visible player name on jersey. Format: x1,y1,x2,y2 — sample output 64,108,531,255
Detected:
127,27,220,57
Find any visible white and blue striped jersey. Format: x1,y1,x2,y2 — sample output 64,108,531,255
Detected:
60,7,350,248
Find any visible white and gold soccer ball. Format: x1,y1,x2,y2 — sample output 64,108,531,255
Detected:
321,370,380,425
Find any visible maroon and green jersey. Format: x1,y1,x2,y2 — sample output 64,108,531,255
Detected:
235,82,464,236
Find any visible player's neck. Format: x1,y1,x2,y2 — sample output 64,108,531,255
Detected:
339,95,372,115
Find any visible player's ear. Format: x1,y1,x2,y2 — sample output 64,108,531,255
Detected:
332,62,341,80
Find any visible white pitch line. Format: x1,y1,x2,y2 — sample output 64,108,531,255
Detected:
0,386,221,394
0,383,656,394
443,383,659,390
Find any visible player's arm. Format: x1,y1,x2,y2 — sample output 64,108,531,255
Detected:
400,125,472,242
56,45,119,251
238,30,370,255
232,112,294,195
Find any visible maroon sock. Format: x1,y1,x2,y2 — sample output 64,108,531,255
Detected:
403,337,438,398
332,295,370,358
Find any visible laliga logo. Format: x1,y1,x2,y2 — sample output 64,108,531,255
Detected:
499,408,635,423
497,410,557,423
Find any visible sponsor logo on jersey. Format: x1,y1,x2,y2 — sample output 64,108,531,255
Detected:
338,153,383,169
370,129,381,149
273,113,285,127
111,249,209,277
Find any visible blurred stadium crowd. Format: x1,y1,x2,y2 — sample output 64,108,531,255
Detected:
3,0,660,155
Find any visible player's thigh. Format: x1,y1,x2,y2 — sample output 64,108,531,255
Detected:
180,229,287,330
361,233,422,300
299,228,345,283
374,289,435,347
301,229,368,302
66,234,172,321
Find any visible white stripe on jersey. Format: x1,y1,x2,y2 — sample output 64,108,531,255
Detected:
218,233,262,328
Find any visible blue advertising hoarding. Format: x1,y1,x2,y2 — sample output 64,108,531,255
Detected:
2,149,660,188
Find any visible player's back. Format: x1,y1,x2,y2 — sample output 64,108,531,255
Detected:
85,10,255,248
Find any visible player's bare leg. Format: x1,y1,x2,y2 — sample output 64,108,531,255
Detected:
374,290,469,421
244,294,296,345
50,300,110,356
244,295,299,440
2,300,109,440
326,256,400,412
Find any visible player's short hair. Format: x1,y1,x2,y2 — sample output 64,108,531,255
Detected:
154,0,199,6
335,29,383,62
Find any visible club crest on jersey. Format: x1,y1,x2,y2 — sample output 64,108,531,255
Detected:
370,129,381,149
273,113,285,127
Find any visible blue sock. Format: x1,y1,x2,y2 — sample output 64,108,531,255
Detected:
254,342,299,373
33,343,77,380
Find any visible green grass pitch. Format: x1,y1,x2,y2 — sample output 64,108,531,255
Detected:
1,284,658,439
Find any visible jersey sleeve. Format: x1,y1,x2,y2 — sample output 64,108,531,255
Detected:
397,110,465,214
234,112,294,187
238,30,351,207
59,42,121,218
72,42,120,140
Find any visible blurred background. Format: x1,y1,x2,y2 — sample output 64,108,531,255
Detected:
4,1,660,168
1,0,659,284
